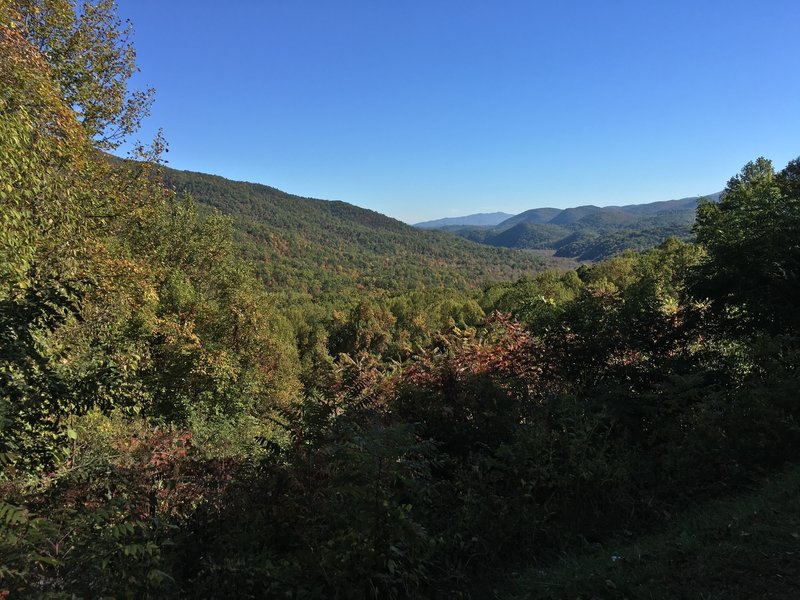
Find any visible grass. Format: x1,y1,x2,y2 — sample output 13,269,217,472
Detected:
497,465,800,599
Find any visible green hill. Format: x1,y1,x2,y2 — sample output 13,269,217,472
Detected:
160,167,571,294
497,207,563,227
490,222,570,248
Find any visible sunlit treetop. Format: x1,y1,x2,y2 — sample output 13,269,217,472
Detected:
7,0,153,149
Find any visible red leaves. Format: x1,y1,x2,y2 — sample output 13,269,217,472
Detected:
63,427,230,520
405,312,555,398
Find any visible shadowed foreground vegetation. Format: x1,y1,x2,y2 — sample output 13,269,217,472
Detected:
501,464,800,599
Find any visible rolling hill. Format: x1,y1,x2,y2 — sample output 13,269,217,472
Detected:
159,168,571,294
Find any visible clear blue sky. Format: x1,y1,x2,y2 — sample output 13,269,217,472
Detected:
117,0,800,223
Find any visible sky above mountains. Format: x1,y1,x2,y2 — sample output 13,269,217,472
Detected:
118,0,800,223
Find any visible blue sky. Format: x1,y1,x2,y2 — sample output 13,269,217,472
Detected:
117,0,800,223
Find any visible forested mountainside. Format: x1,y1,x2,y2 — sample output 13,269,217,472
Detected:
425,194,721,260
2,2,800,599
160,168,567,294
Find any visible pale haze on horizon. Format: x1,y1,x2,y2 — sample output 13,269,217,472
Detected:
117,0,800,223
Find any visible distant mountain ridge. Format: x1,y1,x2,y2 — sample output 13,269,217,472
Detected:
414,212,514,229
415,193,721,261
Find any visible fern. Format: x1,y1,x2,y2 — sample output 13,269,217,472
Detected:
0,501,28,526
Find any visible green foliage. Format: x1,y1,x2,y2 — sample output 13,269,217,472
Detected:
0,17,133,471
1,4,299,473
128,193,302,423
694,157,800,332
482,269,583,330
0,272,88,472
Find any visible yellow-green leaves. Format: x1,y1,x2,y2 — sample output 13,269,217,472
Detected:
12,0,154,149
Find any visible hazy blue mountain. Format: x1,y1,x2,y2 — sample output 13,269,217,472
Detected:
419,193,722,261
414,212,514,229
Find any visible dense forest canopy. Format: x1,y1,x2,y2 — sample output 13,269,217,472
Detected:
1,1,799,598
158,166,572,295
